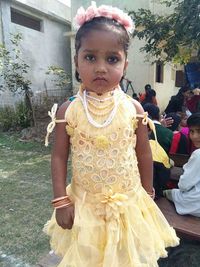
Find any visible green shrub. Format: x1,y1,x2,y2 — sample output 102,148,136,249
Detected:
0,102,31,131
15,101,31,128
0,106,16,131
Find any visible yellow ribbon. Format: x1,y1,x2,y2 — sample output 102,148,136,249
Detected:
136,112,158,144
44,103,67,146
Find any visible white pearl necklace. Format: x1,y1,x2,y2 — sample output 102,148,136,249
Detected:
77,89,122,128
86,92,114,102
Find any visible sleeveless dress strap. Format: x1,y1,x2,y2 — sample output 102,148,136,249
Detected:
136,112,157,143
45,104,67,146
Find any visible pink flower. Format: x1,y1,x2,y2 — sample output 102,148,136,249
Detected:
85,5,99,21
73,2,135,34
74,6,86,27
98,5,113,19
112,7,124,23
121,14,135,33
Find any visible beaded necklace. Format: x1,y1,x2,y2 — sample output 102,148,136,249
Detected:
77,89,123,128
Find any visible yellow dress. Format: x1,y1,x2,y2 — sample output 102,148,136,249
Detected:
44,88,179,267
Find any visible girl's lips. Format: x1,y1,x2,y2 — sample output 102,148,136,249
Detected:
94,77,107,81
93,78,108,85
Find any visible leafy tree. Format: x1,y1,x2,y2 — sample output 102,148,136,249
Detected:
46,65,71,91
0,33,35,126
130,0,200,64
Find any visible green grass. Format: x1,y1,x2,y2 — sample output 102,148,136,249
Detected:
0,132,54,266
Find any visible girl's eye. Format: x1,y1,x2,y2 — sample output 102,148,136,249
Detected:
107,56,119,64
85,55,95,61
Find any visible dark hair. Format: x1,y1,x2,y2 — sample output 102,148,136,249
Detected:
164,85,191,114
165,112,181,131
187,112,200,127
75,16,131,82
143,103,160,121
144,84,151,91
141,89,156,106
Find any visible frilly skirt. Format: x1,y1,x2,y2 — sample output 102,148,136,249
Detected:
43,182,179,267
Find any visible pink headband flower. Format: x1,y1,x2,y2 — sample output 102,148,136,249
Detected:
74,1,135,34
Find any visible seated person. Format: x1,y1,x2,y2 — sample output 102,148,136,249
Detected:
143,103,173,153
163,113,200,217
149,140,171,198
165,113,189,155
139,84,157,105
165,86,200,114
141,89,157,107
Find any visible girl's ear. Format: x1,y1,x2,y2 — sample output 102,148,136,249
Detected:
74,55,78,69
124,59,128,71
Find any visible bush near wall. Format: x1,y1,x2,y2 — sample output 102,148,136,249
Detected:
0,101,31,131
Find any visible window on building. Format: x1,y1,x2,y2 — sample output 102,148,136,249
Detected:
11,8,42,32
156,62,164,83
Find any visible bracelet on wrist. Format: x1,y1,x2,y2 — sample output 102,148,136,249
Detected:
54,202,73,210
51,195,69,204
51,195,72,209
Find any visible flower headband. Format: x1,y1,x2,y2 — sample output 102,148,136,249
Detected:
74,1,135,34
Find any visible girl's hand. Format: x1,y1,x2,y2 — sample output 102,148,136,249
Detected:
193,88,200,95
56,205,75,229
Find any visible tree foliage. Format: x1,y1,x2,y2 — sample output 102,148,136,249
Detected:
0,33,35,126
130,0,200,64
46,65,71,91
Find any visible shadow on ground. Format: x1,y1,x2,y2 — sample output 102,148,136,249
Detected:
158,238,200,267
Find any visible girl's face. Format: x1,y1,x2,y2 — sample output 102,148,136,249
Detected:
189,126,200,148
75,30,128,94
180,114,188,127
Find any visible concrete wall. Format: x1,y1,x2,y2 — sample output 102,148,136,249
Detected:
0,0,72,106
71,0,180,112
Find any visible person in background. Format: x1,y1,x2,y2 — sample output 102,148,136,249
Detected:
141,88,157,107
149,139,171,198
165,85,200,115
139,84,157,105
143,103,173,153
164,85,190,114
164,113,200,217
165,113,189,155
185,87,200,114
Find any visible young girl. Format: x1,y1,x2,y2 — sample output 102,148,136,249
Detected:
44,3,179,266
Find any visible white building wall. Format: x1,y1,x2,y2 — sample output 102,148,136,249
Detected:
0,0,72,106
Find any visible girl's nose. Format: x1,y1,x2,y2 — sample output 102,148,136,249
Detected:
94,60,107,73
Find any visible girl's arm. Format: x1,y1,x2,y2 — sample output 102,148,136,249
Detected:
133,100,154,194
51,101,74,229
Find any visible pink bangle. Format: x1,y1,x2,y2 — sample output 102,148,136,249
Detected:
51,196,69,204
55,202,73,210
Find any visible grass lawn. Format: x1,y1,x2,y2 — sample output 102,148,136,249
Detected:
0,132,56,267
0,132,200,267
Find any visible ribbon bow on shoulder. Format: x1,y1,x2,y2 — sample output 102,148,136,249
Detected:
45,103,67,146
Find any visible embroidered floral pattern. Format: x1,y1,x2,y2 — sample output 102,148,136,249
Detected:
94,135,110,149
66,89,141,193
132,118,139,129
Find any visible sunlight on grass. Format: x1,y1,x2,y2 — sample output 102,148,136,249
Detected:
0,133,57,266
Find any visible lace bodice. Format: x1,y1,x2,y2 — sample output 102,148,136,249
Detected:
65,89,141,194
